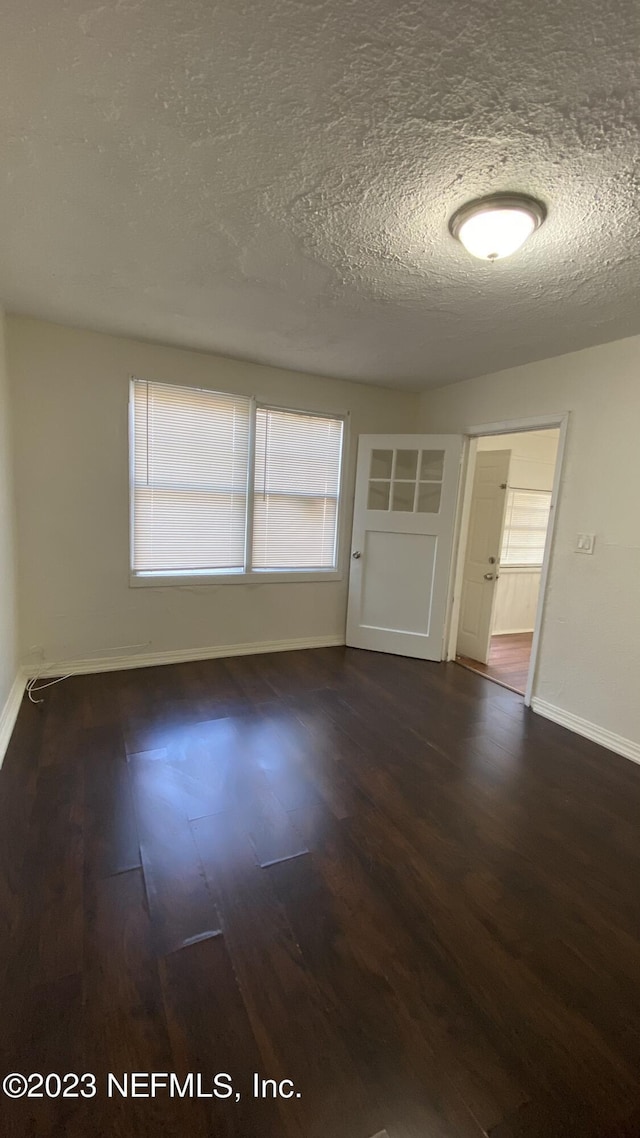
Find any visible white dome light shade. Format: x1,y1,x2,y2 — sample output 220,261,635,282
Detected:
457,207,535,260
449,194,546,261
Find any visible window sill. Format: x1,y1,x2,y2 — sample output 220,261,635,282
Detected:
499,564,544,572
129,569,343,588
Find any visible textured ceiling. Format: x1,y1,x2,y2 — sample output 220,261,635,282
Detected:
1,0,639,389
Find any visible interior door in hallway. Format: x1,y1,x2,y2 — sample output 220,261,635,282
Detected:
346,434,463,660
456,449,511,664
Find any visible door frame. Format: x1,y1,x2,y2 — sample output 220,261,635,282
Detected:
445,412,569,706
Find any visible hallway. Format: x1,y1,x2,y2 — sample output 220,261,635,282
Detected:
457,631,533,694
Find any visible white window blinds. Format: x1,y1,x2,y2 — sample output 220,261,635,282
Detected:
130,380,345,577
500,489,552,567
252,408,343,570
132,379,251,573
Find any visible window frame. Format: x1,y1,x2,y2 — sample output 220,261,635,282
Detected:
128,379,348,588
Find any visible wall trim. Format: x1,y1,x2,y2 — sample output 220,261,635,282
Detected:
0,669,27,769
23,634,346,680
531,697,640,766
492,627,535,636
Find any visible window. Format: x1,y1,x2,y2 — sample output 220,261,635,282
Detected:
500,488,552,567
366,447,445,513
130,378,344,581
131,380,251,574
253,407,344,570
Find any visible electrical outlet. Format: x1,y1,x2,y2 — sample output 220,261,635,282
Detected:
575,533,595,554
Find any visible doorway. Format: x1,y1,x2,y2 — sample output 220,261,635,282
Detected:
453,427,562,696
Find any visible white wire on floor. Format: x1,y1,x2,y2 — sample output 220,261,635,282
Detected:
26,672,77,704
25,641,151,703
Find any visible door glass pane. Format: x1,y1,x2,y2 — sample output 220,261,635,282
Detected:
392,481,416,512
417,483,442,513
420,450,444,481
370,449,393,479
367,481,391,510
395,449,418,480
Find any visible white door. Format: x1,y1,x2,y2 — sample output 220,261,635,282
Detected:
456,449,511,664
346,434,463,660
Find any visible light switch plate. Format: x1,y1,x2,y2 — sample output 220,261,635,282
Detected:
576,533,595,554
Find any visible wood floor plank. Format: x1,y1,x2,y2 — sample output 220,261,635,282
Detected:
221,653,281,704
19,761,84,985
83,725,141,877
129,712,310,869
267,850,485,1138
128,756,222,956
597,1106,640,1137
487,1095,597,1137
289,800,529,1134
344,795,640,1127
160,935,298,1137
2,644,640,1138
0,696,43,948
231,706,323,812
192,811,381,1138
129,745,233,821
0,972,86,1138
83,867,196,1136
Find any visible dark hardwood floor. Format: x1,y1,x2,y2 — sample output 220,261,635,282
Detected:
457,632,534,695
2,645,640,1137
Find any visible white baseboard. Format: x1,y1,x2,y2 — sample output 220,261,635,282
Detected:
23,634,346,680
0,669,27,769
531,697,640,766
492,627,535,636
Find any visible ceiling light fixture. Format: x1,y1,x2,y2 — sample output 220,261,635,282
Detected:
448,193,546,261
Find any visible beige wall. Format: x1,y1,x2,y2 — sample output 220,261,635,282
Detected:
7,316,419,668
420,335,640,749
0,310,19,720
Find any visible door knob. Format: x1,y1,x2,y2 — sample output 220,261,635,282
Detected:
483,572,495,580
352,550,361,559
